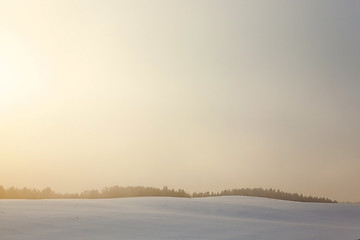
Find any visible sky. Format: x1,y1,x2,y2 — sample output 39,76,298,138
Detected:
0,0,359,202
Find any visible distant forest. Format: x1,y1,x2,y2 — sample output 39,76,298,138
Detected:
0,185,337,203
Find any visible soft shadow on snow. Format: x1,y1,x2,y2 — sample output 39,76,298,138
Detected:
0,196,359,240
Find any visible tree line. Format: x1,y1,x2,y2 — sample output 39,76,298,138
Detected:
0,185,337,203
192,188,337,203
0,186,190,199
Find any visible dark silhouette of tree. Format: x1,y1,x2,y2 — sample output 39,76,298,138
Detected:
0,185,337,203
0,186,5,198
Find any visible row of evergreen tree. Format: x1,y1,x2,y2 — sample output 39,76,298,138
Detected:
192,188,337,203
0,185,337,203
0,186,190,199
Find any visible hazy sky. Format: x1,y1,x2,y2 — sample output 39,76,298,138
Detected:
1,0,359,202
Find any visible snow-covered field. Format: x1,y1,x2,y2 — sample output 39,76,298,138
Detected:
0,196,359,240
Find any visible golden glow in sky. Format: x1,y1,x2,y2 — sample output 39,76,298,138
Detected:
1,0,360,202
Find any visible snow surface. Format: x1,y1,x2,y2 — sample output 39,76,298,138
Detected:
0,196,359,240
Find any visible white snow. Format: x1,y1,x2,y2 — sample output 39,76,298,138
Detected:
0,196,359,240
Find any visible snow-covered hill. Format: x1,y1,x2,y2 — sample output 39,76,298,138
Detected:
1,196,359,240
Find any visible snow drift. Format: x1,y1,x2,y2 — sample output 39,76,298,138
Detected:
1,196,359,240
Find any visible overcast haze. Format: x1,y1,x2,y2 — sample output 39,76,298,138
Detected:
1,0,359,202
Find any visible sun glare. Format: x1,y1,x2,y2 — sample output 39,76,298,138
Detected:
0,60,20,106
0,36,50,113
